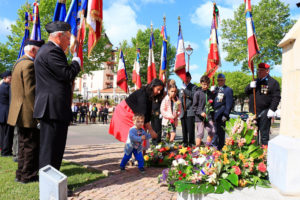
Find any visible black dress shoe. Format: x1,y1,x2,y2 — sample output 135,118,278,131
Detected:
20,176,39,184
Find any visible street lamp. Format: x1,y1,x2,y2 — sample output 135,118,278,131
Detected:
186,44,193,72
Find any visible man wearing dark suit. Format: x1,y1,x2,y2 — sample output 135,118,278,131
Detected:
33,21,81,170
7,39,44,183
179,72,198,146
0,71,14,156
211,73,233,150
245,63,281,145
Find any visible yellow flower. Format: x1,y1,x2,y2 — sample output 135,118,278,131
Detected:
223,158,230,165
238,179,248,187
223,153,228,159
249,157,254,162
179,147,187,154
165,146,170,151
173,145,178,150
230,151,235,156
144,155,149,161
222,145,228,151
239,153,245,160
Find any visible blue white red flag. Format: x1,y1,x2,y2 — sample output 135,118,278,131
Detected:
65,0,81,55
174,23,186,82
132,48,142,89
53,0,67,21
159,25,167,83
147,32,157,84
117,50,128,93
77,0,88,68
18,12,30,59
206,3,221,78
30,2,41,41
245,0,260,73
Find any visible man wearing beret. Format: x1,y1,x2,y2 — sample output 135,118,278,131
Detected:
7,39,44,183
33,21,81,170
245,63,281,145
211,73,233,150
0,71,14,157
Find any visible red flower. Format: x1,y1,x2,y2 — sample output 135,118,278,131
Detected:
187,147,191,151
178,170,182,175
208,99,213,104
159,159,163,163
168,152,175,159
170,119,174,124
182,173,187,178
251,140,256,144
175,155,182,160
179,145,182,149
159,147,166,152
244,163,249,168
258,162,267,173
179,177,182,180
183,154,187,159
150,152,154,157
232,166,241,176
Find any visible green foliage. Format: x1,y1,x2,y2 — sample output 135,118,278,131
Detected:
0,0,111,75
120,28,177,86
221,0,295,71
0,157,105,200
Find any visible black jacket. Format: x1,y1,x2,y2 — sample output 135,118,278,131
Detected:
179,82,198,118
33,41,81,121
245,75,281,115
0,82,10,123
125,88,152,123
192,88,215,122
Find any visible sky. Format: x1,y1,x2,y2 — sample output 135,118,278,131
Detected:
0,0,299,86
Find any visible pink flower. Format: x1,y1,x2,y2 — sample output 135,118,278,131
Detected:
258,162,267,173
178,170,182,175
244,163,249,168
170,119,174,124
208,99,213,104
179,177,182,180
251,140,256,144
232,166,241,176
182,173,187,178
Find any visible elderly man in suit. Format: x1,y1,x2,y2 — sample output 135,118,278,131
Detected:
179,72,198,147
33,21,81,171
7,39,44,183
0,71,14,156
211,73,233,150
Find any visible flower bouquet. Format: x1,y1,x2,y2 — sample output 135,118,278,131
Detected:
158,114,270,194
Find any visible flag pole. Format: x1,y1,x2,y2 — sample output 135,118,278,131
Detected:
251,63,257,117
163,15,167,82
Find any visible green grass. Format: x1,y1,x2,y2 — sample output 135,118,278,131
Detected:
0,157,105,200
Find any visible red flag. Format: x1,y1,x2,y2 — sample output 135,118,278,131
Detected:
86,0,103,57
206,3,221,78
147,32,157,84
174,23,186,83
132,48,142,89
117,50,128,93
76,0,88,68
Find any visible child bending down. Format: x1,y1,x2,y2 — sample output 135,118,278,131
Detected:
160,84,181,142
192,75,215,147
120,113,151,172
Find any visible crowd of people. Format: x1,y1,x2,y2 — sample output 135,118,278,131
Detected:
71,103,110,124
0,19,281,194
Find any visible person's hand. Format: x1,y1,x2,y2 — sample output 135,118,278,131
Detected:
267,109,276,118
201,112,206,118
72,57,81,67
210,86,215,92
222,116,227,122
141,135,146,140
250,81,256,88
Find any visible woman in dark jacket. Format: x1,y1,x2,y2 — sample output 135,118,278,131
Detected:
109,79,164,142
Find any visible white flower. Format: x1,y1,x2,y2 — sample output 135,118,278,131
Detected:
193,147,199,152
198,157,206,165
207,173,217,184
177,158,187,165
156,144,162,149
172,160,178,167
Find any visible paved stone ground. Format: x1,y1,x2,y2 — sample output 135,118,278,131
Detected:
65,143,176,200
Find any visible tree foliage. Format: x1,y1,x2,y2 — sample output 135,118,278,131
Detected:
221,0,295,71
119,28,177,86
0,0,111,74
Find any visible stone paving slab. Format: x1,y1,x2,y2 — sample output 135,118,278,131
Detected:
64,144,176,200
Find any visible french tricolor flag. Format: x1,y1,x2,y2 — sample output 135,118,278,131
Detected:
147,32,157,84
117,50,128,93
132,48,142,89
245,0,260,73
174,23,186,83
159,25,168,83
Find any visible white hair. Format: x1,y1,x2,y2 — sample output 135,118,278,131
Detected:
24,45,39,52
50,31,67,37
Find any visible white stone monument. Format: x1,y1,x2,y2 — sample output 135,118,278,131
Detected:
39,165,68,200
267,18,300,196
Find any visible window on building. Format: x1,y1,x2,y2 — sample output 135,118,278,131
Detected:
105,95,109,100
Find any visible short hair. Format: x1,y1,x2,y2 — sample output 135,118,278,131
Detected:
50,31,67,37
200,75,210,84
24,45,39,52
186,72,191,78
133,113,145,121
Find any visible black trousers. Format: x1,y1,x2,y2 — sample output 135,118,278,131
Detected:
72,112,78,122
212,119,226,150
181,115,195,146
16,127,39,181
257,111,271,145
39,119,69,170
0,123,14,156
151,116,162,145
79,114,85,123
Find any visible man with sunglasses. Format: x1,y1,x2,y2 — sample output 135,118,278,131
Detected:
245,63,281,146
211,73,233,150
